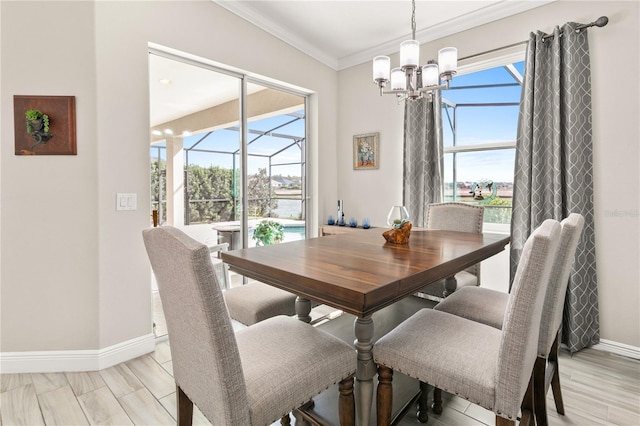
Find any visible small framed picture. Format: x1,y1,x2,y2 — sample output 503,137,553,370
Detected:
353,132,379,170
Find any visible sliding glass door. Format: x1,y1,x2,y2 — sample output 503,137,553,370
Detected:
148,51,308,249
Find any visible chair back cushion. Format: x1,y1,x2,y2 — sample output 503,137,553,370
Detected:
494,219,561,418
142,226,251,425
538,213,585,356
426,202,485,281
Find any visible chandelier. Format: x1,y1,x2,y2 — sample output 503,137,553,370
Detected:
372,0,457,101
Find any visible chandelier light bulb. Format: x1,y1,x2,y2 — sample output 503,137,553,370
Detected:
422,64,440,87
391,68,406,91
438,47,458,74
400,40,420,68
373,56,391,82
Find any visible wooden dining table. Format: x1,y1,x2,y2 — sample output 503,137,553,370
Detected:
221,228,510,426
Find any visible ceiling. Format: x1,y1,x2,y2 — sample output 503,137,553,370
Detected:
151,0,554,127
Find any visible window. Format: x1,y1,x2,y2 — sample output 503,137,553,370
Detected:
442,61,524,225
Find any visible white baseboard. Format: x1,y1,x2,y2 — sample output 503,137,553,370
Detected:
0,333,156,374
592,339,640,360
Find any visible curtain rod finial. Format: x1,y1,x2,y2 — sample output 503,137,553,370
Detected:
594,16,609,28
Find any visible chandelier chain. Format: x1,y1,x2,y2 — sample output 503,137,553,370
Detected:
411,0,416,40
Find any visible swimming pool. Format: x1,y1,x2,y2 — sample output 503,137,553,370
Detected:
280,225,306,242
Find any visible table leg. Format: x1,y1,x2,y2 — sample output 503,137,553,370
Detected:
354,316,375,426
442,275,457,298
295,296,312,323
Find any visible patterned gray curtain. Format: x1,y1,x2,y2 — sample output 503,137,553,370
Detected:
510,23,599,352
403,93,443,227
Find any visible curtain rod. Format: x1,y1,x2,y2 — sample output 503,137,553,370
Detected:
459,16,609,62
459,41,527,62
541,16,609,42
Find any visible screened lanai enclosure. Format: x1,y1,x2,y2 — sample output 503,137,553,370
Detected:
149,52,308,250
150,110,305,225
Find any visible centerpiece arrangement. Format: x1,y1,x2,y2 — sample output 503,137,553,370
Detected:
382,206,411,244
383,218,412,244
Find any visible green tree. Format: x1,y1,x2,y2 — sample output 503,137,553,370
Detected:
248,167,278,218
151,163,278,224
186,165,234,223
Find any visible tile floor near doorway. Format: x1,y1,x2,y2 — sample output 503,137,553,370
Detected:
1,333,639,425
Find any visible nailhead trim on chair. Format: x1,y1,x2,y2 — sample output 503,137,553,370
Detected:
379,364,498,413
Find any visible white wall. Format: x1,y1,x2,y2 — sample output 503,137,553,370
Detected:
1,1,100,351
337,0,640,348
1,1,339,358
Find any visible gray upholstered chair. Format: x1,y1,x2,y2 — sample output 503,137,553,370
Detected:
223,280,297,326
415,202,485,301
434,213,585,425
177,224,297,325
373,219,561,426
143,226,356,426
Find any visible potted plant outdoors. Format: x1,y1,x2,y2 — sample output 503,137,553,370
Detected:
252,220,285,246
25,109,50,134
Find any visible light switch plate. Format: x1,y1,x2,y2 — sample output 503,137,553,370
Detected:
116,193,137,211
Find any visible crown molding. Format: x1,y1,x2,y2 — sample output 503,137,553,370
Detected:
215,1,555,72
214,0,339,70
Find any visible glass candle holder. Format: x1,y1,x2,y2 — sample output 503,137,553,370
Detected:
349,217,358,228
327,215,335,225
362,217,371,229
386,205,410,227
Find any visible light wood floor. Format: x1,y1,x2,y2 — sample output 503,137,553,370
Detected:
1,336,638,425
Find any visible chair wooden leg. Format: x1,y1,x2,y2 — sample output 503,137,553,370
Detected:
280,413,291,425
432,385,443,415
549,334,565,415
417,381,430,423
176,385,194,426
495,416,516,426
376,365,393,426
534,356,548,426
519,371,535,426
339,375,355,426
